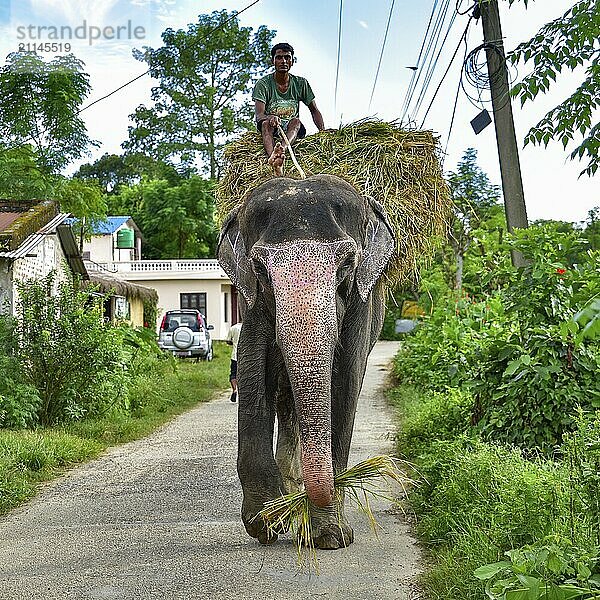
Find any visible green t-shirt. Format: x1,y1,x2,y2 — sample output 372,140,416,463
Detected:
252,73,315,129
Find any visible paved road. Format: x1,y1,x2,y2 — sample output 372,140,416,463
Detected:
0,341,422,600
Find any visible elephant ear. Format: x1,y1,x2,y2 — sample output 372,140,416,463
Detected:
217,207,257,308
356,196,396,302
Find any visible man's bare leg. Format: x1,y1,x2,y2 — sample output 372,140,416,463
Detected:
268,142,285,176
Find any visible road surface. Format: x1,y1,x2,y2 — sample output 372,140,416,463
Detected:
0,341,423,599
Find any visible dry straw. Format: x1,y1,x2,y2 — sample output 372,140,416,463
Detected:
254,455,413,569
215,119,451,285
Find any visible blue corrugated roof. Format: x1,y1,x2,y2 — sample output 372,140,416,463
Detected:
65,216,131,234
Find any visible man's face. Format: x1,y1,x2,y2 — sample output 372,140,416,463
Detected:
272,49,293,72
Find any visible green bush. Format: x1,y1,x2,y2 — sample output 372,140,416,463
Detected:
411,438,569,550
396,225,600,452
0,316,41,428
12,272,126,425
390,385,474,456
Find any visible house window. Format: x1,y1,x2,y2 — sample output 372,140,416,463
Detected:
180,292,207,316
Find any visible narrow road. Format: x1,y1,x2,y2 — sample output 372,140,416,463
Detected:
0,341,422,599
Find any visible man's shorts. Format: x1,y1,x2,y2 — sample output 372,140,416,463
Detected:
229,359,237,382
256,119,306,139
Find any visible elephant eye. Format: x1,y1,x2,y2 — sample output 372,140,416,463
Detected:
337,259,355,282
252,259,270,280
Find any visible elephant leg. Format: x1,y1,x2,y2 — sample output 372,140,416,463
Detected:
275,368,302,496
237,308,284,544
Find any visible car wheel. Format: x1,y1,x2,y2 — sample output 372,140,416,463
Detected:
204,344,213,362
172,327,194,350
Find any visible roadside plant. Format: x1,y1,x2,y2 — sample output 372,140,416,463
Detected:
14,271,126,425
474,536,600,600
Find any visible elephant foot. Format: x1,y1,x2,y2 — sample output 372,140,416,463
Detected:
241,488,287,545
308,504,354,550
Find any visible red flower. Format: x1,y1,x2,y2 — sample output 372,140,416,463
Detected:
556,268,566,275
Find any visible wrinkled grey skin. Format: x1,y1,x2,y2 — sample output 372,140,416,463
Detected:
218,174,395,550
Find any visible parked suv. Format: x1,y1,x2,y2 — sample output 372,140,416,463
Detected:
158,309,214,360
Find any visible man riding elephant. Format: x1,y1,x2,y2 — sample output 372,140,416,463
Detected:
253,42,325,176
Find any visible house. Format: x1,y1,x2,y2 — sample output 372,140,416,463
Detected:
85,259,238,340
1,203,157,329
86,272,158,328
80,215,238,339
71,216,143,263
0,200,87,313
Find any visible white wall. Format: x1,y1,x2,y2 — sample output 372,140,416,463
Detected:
5,234,71,315
83,225,136,263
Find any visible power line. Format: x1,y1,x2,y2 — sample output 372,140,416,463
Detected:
368,0,396,111
401,0,453,123
334,0,343,118
411,6,458,120
419,17,473,128
443,28,470,159
400,0,439,121
5,0,262,152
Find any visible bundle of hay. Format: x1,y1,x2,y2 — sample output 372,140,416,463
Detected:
215,119,451,285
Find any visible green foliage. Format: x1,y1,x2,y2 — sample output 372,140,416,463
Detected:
447,148,501,290
475,536,600,600
110,175,217,258
0,52,96,170
472,227,600,451
507,0,600,176
124,10,275,177
13,272,126,425
0,146,55,200
392,383,600,600
390,386,475,455
396,224,600,452
74,152,184,194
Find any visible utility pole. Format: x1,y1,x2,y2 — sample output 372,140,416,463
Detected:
478,0,528,267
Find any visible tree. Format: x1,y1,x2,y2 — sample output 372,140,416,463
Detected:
447,148,501,290
110,176,217,259
123,11,275,179
74,152,183,194
507,0,600,176
0,52,96,171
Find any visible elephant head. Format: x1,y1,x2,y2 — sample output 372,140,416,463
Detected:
218,174,395,508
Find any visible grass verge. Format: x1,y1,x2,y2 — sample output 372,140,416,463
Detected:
0,342,230,516
389,383,600,600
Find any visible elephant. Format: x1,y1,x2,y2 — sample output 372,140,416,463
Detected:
217,174,395,550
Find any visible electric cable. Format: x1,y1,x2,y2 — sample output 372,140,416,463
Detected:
411,6,458,120
4,0,262,152
334,0,343,118
403,0,451,118
400,0,439,122
419,16,473,128
401,0,453,124
461,41,518,112
368,0,396,110
443,27,470,160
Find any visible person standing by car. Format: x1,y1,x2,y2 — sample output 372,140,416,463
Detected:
226,320,243,403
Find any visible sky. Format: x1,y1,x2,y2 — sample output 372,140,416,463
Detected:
0,0,596,224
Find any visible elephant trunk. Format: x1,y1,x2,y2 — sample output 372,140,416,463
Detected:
265,241,343,508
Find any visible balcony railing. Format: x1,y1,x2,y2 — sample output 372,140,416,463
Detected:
86,259,225,275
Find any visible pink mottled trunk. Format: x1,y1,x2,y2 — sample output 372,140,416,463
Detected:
265,241,340,508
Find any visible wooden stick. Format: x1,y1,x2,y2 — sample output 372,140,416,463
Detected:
277,125,306,179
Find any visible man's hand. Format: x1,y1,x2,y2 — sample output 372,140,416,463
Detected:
267,115,280,129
